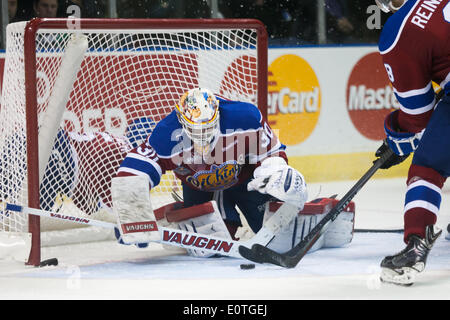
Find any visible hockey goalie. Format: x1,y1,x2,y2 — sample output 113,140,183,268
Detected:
109,87,355,257
34,88,355,258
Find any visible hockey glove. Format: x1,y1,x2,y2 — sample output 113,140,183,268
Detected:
248,157,307,210
375,139,410,169
383,110,423,157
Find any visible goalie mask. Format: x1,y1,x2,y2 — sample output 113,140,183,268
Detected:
175,88,220,149
375,0,407,12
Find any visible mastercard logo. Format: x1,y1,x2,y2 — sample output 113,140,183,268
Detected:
268,54,321,146
346,52,400,140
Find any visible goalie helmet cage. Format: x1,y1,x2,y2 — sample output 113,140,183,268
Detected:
0,18,268,266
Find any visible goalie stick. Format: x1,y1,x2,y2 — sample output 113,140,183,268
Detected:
1,201,296,259
238,147,395,268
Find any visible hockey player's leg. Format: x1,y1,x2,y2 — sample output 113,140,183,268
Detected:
182,183,241,239
226,182,271,234
381,96,450,285
380,167,444,285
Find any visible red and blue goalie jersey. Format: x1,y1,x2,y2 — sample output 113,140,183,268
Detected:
116,98,287,192
379,0,450,133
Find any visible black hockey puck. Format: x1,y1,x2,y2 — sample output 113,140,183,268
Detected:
240,263,256,270
39,258,59,267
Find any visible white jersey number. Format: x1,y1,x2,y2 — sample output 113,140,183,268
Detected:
384,63,395,83
444,2,450,23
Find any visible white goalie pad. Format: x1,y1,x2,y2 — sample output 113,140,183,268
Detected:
0,232,31,262
157,201,232,257
111,175,159,245
263,198,355,254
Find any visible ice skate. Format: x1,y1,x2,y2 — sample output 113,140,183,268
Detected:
380,225,441,286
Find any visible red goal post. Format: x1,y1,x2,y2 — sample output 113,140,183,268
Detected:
0,18,268,266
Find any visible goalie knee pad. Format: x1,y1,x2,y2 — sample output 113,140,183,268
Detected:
263,198,355,254
155,200,232,257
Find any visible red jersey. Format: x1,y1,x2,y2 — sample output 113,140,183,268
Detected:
379,0,450,133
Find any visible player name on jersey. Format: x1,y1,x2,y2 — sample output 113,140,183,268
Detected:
411,0,443,29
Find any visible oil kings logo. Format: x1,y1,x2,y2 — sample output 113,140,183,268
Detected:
268,54,321,146
346,52,400,140
186,161,242,191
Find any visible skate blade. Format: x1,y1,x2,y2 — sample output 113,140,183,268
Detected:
380,267,418,286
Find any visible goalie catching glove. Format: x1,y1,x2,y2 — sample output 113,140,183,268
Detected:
247,157,307,210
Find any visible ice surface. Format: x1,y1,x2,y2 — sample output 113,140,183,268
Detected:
1,178,449,300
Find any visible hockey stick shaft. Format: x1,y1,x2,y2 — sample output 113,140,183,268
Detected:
2,202,240,256
239,147,395,267
2,202,284,258
4,203,116,229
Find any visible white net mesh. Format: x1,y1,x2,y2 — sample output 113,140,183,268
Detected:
0,20,262,243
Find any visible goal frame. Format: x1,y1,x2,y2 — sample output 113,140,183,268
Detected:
21,18,268,266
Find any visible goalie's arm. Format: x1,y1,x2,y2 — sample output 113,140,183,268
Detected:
112,135,179,245
116,139,165,189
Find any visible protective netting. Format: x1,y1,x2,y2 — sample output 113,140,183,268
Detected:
0,20,261,239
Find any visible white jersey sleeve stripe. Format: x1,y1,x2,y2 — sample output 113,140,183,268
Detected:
399,97,435,115
393,82,432,98
126,152,162,177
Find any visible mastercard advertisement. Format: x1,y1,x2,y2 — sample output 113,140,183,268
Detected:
265,47,427,182
267,54,321,146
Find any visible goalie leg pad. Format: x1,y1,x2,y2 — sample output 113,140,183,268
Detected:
163,201,232,257
323,211,355,248
263,198,355,253
112,175,159,245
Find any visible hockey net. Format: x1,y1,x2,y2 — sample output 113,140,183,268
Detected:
0,18,267,265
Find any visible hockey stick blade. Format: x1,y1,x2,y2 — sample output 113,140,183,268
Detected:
239,148,395,268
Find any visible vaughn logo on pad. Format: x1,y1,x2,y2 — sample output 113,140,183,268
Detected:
121,221,158,233
162,230,234,253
